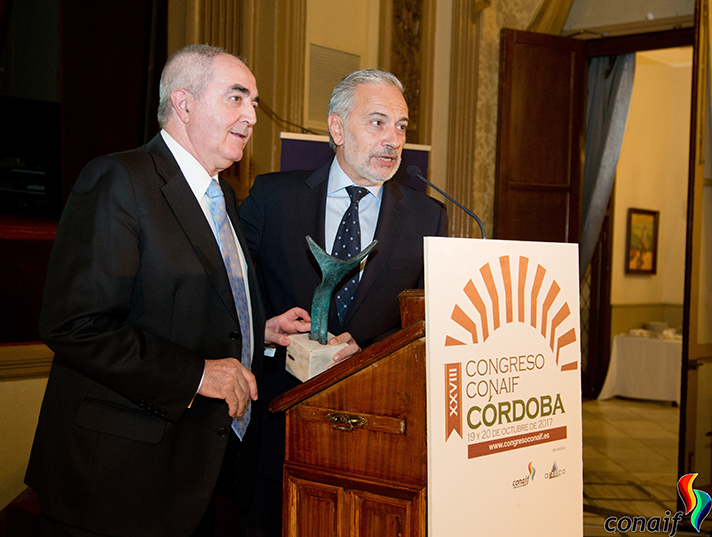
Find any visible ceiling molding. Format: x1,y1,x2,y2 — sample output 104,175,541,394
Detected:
563,14,694,40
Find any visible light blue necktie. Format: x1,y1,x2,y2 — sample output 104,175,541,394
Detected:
206,178,252,439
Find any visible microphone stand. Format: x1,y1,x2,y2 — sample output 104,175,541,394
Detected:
407,165,486,239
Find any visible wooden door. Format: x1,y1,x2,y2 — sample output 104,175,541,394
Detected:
494,29,587,243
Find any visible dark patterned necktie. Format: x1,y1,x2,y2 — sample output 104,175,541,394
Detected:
331,185,369,325
205,179,252,439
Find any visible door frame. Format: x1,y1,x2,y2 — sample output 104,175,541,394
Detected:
585,25,699,497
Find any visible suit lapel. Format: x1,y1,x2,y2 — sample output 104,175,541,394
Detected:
148,135,238,324
300,162,343,330
301,163,331,250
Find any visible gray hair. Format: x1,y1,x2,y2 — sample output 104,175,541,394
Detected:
327,69,405,151
157,44,238,127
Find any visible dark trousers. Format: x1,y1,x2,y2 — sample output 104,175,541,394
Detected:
234,474,282,537
39,496,216,537
39,433,246,537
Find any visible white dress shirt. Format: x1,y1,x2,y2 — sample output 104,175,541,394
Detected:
160,129,254,358
325,157,383,278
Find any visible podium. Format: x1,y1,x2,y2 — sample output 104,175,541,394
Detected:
270,290,427,537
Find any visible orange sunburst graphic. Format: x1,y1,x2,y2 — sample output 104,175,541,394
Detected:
445,255,578,372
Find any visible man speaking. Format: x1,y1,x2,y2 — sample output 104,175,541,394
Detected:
239,68,448,535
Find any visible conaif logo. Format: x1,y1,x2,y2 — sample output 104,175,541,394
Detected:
512,462,536,489
603,473,711,535
678,473,711,532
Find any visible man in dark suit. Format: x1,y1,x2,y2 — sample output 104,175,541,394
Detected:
238,69,448,535
25,45,310,537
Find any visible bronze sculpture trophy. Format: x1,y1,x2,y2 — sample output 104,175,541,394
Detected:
286,235,377,381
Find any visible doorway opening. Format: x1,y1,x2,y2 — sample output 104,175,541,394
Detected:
583,45,692,533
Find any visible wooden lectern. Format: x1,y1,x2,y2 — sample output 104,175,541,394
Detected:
270,290,427,537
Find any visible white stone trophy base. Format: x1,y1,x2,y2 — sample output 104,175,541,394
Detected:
286,332,348,382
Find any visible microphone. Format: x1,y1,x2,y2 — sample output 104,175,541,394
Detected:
407,165,486,239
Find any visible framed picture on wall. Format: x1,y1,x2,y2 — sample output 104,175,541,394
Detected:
625,208,659,275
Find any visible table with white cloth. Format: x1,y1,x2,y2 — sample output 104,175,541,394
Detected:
597,334,682,404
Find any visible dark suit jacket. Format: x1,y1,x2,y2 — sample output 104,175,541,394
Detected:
25,134,265,537
238,161,447,480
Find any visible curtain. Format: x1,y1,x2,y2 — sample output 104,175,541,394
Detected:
579,54,636,280
527,0,575,35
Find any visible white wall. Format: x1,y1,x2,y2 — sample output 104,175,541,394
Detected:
611,48,692,307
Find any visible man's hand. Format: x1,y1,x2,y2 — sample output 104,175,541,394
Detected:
329,332,360,365
265,307,311,347
198,358,257,418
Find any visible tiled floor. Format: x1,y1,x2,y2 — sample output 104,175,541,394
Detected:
582,397,712,536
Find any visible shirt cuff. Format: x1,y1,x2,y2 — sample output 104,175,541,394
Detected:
188,366,206,409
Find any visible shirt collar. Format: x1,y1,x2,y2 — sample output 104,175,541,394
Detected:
161,130,217,199
328,156,384,200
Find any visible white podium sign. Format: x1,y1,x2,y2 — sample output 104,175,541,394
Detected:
425,237,583,536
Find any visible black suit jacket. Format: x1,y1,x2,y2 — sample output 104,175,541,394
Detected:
238,161,447,480
25,134,265,537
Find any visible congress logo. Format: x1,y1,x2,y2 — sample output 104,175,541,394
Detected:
443,255,578,372
442,255,578,443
